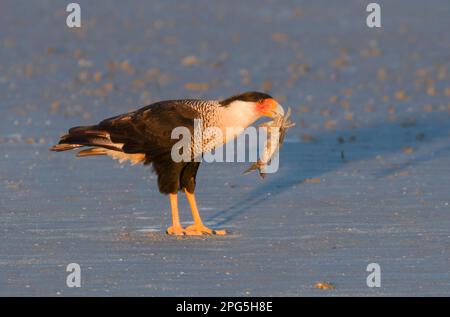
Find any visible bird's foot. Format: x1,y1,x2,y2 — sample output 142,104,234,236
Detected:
166,225,186,236
185,224,227,236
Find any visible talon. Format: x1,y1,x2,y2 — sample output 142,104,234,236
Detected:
185,224,213,235
166,225,185,236
212,229,227,236
184,228,203,236
185,224,227,236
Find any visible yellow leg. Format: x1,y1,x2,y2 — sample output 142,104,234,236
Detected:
184,190,226,236
166,193,185,236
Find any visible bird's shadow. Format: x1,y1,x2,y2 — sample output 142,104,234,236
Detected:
206,113,450,226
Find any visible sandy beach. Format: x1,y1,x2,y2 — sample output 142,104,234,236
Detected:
1,0,450,296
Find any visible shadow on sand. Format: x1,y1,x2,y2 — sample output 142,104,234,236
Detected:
206,112,450,226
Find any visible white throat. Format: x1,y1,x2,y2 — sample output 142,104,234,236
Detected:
219,100,259,129
218,100,260,143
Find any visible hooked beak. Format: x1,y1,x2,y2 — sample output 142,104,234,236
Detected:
275,104,284,117
272,103,285,117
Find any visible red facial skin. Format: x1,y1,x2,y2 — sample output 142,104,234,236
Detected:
256,98,277,117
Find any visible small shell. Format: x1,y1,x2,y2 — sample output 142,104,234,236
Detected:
314,282,336,290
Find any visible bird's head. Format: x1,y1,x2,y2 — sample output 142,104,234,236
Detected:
220,91,285,120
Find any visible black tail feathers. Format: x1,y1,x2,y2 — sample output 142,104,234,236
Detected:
50,126,121,152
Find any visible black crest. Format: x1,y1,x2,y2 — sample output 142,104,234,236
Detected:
220,91,273,107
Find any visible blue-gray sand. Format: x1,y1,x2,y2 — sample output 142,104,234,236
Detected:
1,0,449,296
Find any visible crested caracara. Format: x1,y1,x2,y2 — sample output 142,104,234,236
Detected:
50,91,285,236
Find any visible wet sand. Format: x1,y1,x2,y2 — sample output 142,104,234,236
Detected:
1,0,450,296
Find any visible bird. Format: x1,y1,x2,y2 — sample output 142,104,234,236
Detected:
50,91,285,236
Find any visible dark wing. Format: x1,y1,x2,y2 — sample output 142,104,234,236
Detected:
50,100,200,163
99,101,199,156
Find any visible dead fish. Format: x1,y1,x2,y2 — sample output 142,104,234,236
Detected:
244,107,295,178
244,126,280,178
